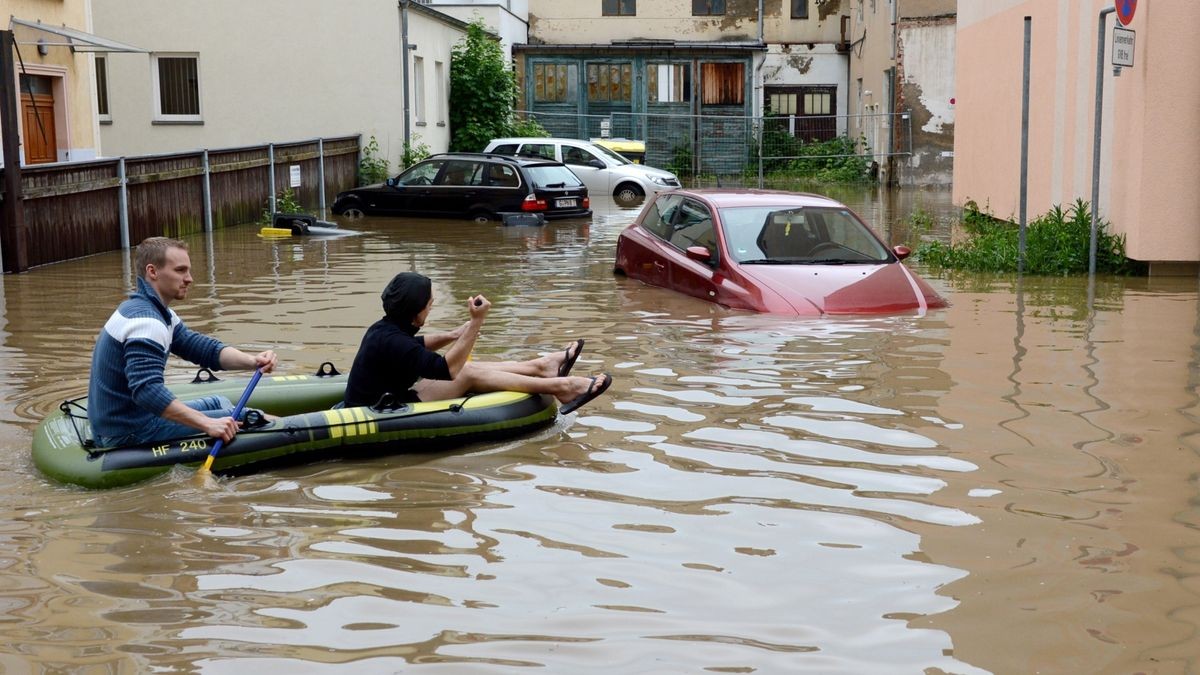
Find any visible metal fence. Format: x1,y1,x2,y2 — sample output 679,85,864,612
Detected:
515,109,914,187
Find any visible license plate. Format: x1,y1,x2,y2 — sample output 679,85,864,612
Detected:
555,198,577,208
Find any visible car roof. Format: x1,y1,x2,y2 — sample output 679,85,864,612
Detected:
666,188,848,209
426,152,566,167
487,137,597,146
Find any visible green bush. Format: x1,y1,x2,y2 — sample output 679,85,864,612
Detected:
450,21,518,151
400,136,431,170
259,187,306,224
753,126,870,182
358,136,390,185
916,199,1146,276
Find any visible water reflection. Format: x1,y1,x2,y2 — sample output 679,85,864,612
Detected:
0,191,1195,672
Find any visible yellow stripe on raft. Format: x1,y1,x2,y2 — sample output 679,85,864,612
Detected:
260,227,294,237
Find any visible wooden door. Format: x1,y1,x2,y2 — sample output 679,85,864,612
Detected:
21,92,57,164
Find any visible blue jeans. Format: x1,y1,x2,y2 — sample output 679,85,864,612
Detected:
98,395,235,448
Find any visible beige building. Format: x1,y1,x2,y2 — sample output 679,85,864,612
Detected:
91,0,470,170
847,0,956,185
0,0,136,165
955,1,1199,273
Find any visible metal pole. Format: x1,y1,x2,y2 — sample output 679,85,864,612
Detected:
317,137,326,214
1090,7,1116,277
268,143,276,214
117,157,129,249
757,115,764,189
1018,16,1031,272
0,30,28,273
201,149,212,232
400,1,412,149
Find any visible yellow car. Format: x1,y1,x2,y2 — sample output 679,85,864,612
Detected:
592,138,646,164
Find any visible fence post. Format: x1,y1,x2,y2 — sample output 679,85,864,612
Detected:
757,116,764,189
118,157,129,250
0,29,28,273
317,137,326,214
267,143,276,214
202,149,212,232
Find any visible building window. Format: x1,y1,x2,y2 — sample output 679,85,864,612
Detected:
766,85,837,141
586,63,631,102
602,0,636,16
95,56,110,122
533,63,576,103
648,63,690,103
700,62,744,105
435,60,446,124
152,53,200,122
693,0,725,15
792,0,809,19
413,56,426,124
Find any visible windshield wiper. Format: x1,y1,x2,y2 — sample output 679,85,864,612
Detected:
543,182,567,188
739,258,799,265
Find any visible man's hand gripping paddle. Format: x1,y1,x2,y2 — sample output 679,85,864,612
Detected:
198,368,263,475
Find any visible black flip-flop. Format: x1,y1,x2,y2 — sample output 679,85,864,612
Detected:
559,373,612,415
557,338,585,378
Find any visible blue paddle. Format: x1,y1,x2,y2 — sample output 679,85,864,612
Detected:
199,368,263,474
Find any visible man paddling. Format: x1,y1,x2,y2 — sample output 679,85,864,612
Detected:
87,237,277,448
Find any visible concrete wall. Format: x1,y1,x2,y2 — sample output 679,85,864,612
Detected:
528,0,760,43
954,0,1200,268
896,17,954,184
92,0,467,170
2,0,100,163
431,1,529,60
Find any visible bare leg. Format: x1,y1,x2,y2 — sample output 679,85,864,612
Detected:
414,361,602,406
463,341,581,379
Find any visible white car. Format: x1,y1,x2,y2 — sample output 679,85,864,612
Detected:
483,137,681,206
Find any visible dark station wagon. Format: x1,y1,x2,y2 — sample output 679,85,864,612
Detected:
331,152,591,223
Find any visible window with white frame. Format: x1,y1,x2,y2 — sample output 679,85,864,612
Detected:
414,56,426,124
95,55,110,122
152,53,201,122
435,60,445,124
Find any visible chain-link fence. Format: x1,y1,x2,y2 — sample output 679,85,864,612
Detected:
514,110,914,187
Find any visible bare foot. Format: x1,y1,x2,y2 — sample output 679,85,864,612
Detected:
550,339,585,378
556,373,613,415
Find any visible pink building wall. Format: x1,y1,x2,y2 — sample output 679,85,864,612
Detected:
954,1,1200,271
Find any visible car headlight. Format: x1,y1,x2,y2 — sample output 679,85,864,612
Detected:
649,176,669,186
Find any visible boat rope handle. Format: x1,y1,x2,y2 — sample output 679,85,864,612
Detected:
59,399,97,450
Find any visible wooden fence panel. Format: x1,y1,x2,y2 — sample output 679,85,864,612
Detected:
1,134,361,270
20,159,122,268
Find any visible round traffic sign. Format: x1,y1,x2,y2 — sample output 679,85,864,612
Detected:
1116,0,1137,26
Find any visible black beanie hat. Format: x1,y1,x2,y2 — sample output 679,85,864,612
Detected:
381,272,432,323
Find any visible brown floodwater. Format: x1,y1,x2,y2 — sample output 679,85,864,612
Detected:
0,191,1196,673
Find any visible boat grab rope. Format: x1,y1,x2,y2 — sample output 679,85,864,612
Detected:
58,398,96,451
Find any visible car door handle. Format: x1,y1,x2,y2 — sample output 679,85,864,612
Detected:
653,261,666,270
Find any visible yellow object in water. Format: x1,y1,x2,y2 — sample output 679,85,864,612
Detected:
260,227,293,237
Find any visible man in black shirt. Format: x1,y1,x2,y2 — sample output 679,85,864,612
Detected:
345,272,611,415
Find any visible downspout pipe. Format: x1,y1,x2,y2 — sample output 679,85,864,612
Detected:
400,1,412,150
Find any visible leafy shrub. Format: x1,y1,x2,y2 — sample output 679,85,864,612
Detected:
401,136,431,170
917,199,1146,276
358,136,390,185
753,125,870,182
259,187,306,224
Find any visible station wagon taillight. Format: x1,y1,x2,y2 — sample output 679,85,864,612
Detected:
522,194,547,211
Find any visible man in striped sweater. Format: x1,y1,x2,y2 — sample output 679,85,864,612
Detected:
87,237,277,448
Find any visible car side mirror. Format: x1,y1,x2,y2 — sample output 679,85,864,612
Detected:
892,245,911,260
386,177,397,187
685,245,713,264
588,159,605,169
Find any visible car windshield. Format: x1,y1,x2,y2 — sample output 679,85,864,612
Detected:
719,206,892,264
589,143,631,166
525,165,584,188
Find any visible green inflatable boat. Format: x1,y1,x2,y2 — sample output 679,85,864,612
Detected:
33,363,557,489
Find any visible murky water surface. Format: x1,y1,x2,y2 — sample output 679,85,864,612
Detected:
0,190,1197,673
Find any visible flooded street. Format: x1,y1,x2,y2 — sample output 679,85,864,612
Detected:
0,190,1197,673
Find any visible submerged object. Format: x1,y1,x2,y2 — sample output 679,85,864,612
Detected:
260,212,349,237
33,364,556,489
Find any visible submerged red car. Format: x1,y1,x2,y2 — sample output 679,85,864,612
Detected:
613,189,947,315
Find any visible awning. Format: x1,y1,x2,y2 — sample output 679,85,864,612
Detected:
9,17,148,53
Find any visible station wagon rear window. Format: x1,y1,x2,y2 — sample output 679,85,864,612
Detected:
525,165,584,188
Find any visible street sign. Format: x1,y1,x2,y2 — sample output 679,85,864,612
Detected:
1113,27,1135,67
1116,0,1137,27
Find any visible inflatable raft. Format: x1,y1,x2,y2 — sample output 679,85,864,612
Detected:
33,364,557,489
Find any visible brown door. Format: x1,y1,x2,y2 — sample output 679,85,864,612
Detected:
20,75,57,164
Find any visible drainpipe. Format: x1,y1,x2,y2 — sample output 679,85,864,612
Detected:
400,1,412,150
757,0,764,44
